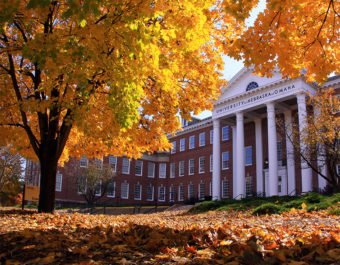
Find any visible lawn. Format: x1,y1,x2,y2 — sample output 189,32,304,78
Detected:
1,197,340,265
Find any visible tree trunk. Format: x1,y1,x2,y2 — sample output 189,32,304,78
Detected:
38,146,58,213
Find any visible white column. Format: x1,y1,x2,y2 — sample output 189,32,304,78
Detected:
255,119,263,195
232,126,237,198
297,93,313,192
284,110,296,195
212,119,221,200
267,102,278,196
236,112,245,199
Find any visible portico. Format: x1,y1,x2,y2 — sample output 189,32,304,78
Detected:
211,68,316,199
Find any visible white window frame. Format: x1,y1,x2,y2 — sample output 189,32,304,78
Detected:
170,162,176,178
122,158,130,174
55,172,62,192
179,161,185,176
188,159,194,175
188,183,194,199
135,160,143,176
210,129,213,144
222,126,229,141
77,176,87,194
245,146,253,166
246,176,253,196
146,184,154,201
199,132,206,147
222,151,229,170
134,183,142,200
180,138,186,152
109,155,117,172
222,179,229,198
159,163,167,178
210,155,213,172
147,162,155,178
158,186,166,202
169,186,175,202
189,135,195,149
198,183,205,200
95,158,103,169
199,156,205,173
95,180,102,196
80,156,88,168
178,185,184,201
171,141,176,154
107,181,116,198
121,181,129,199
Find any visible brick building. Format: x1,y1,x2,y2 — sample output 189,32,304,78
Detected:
25,67,340,206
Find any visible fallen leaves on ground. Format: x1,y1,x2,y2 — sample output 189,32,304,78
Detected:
0,209,339,264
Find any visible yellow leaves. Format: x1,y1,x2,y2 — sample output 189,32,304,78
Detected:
79,19,87,28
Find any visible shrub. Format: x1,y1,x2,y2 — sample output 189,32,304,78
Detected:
252,203,281,215
328,208,340,216
304,193,322,204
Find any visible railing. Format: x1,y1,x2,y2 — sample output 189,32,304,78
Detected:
289,189,297,196
233,194,244,200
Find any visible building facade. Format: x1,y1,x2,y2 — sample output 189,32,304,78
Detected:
25,68,340,205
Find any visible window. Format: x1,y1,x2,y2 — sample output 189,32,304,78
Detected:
246,176,253,196
222,126,229,141
159,163,166,178
169,186,175,202
209,182,212,196
188,183,194,199
199,156,205,173
179,161,185,176
107,180,115,197
188,159,194,175
189,135,195,149
180,138,186,151
181,118,188,127
121,181,129,199
210,155,213,172
222,179,229,198
178,185,184,201
146,184,154,201
171,141,176,154
245,146,253,166
147,162,155,178
199,183,205,200
55,172,62,192
95,180,102,196
122,158,130,174
158,186,166,202
170,163,176,178
109,156,117,172
210,130,213,144
134,183,142,200
77,176,87,194
199,132,206,147
222,152,229,169
95,158,103,169
80,156,88,168
135,160,143,176
277,141,283,162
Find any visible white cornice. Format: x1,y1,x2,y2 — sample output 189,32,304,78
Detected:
168,118,212,138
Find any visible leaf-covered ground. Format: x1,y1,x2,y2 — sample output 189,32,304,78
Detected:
1,209,340,264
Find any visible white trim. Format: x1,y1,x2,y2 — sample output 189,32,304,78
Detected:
222,126,229,141
106,181,116,198
122,158,130,174
109,155,117,172
135,160,143,176
158,186,166,202
146,184,154,201
170,162,176,178
222,151,229,170
178,185,184,201
134,183,142,200
159,163,167,178
55,172,62,192
245,146,253,166
210,155,213,172
199,156,205,173
147,162,155,178
121,181,129,199
180,138,186,152
188,159,194,175
171,141,176,154
210,129,213,144
179,161,184,176
189,135,195,149
199,132,206,147
80,156,88,168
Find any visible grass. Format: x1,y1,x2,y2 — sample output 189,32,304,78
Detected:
189,192,340,215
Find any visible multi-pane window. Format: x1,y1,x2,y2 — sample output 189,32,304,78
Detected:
209,182,212,196
188,159,194,175
189,135,195,149
77,176,87,194
159,163,166,178
199,156,205,173
121,181,129,199
222,179,229,198
107,180,115,197
95,180,102,196
199,183,205,200
147,162,155,178
134,183,142,200
55,172,62,192
135,160,143,176
146,184,154,201
188,183,194,199
80,156,88,168
277,141,283,162
222,152,229,169
122,158,130,174
178,185,184,201
222,126,229,141
245,146,253,166
170,163,176,178
246,176,252,196
210,130,213,144
169,186,175,202
109,156,117,172
171,141,176,154
199,132,206,146
179,161,185,176
158,186,166,202
180,138,186,151
95,158,103,169
210,155,213,172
